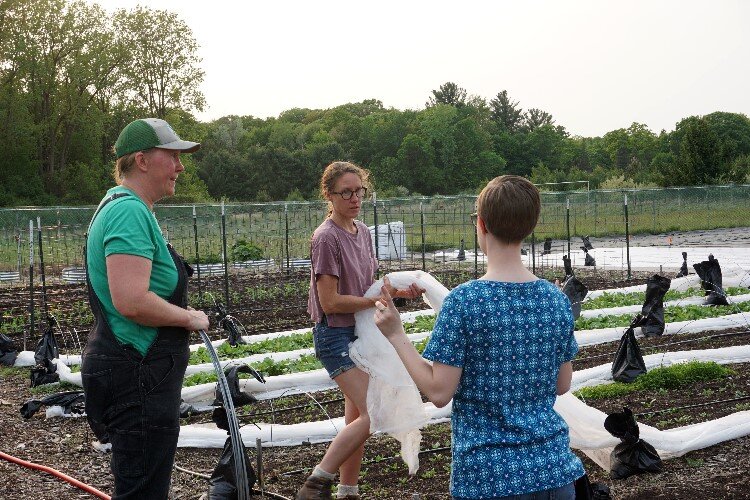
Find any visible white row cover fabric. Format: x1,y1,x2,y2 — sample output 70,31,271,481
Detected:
586,271,750,300
348,270,451,474
575,311,750,347
177,345,750,474
560,344,750,469
435,247,750,275
14,351,81,367
186,308,435,352
177,402,452,448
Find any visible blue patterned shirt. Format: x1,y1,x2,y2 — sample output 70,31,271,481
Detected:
422,279,584,499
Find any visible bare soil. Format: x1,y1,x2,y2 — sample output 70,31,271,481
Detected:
2,268,750,499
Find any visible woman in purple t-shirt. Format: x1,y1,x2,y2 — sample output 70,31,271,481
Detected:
297,162,422,500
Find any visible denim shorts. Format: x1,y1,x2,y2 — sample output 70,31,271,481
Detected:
313,318,357,379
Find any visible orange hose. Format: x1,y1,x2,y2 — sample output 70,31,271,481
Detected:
0,450,111,499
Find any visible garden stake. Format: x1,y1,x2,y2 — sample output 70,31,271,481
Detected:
373,192,380,277
37,217,49,320
420,202,426,272
284,204,290,273
221,200,230,310
193,205,203,306
566,198,571,257
256,437,264,496
27,220,34,351
624,194,632,280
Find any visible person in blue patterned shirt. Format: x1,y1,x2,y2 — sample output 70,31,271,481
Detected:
375,175,585,499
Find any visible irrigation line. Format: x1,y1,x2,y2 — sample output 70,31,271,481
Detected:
241,397,345,419
635,394,750,417
280,445,452,476
173,463,293,500
576,330,750,362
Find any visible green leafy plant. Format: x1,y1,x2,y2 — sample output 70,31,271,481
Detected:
582,287,747,311
574,361,734,400
188,331,314,365
575,299,750,330
231,239,264,262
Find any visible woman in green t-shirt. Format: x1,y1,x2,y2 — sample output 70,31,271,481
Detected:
82,118,209,498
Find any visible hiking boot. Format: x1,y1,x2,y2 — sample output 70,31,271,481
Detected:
296,474,334,500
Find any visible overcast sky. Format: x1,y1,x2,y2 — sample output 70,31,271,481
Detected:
88,0,750,137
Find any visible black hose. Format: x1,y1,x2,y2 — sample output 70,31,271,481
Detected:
199,329,251,500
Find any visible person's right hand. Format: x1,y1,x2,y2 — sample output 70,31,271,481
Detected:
185,308,210,331
374,283,406,339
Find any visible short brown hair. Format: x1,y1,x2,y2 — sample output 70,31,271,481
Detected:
320,161,371,214
113,151,139,184
477,175,540,243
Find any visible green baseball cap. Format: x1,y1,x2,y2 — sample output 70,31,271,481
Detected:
114,118,200,158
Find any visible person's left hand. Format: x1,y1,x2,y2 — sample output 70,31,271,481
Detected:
383,276,425,300
374,283,405,339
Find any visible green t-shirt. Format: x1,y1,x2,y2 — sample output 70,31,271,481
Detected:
86,186,178,356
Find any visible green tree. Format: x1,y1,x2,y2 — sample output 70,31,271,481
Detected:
523,108,554,131
489,90,523,133
114,6,205,118
426,82,467,108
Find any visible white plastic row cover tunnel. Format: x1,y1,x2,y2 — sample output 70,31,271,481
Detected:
57,307,750,388
533,247,750,275
579,292,750,319
16,269,747,368
176,344,750,475
585,271,750,300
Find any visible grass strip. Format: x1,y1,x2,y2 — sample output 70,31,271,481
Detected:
582,287,747,311
574,361,734,400
575,300,750,331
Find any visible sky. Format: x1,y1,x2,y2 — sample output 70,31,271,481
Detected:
87,0,750,137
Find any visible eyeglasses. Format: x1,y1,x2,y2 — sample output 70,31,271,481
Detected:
333,187,368,200
470,212,478,227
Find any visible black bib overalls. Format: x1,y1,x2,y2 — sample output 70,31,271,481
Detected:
81,194,192,499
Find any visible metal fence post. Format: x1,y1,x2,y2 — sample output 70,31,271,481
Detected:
36,217,48,320
624,194,631,280
284,203,290,272
420,202,426,272
373,193,379,278
566,198,571,257
221,201,230,309
531,231,536,275
192,205,202,306
27,220,34,351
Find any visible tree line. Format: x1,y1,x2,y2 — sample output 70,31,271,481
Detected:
2,0,750,206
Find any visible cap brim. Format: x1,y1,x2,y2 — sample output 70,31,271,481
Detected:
156,140,201,154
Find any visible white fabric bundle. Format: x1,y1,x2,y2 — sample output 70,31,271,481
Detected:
349,270,450,474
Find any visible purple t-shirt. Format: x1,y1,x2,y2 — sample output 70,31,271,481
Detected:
307,218,377,327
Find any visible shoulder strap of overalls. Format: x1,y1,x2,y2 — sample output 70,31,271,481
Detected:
84,192,131,275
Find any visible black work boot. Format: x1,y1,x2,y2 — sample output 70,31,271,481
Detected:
296,474,334,500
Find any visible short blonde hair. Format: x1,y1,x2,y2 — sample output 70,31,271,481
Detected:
113,151,139,184
477,175,540,244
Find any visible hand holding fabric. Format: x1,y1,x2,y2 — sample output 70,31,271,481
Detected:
374,280,406,339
